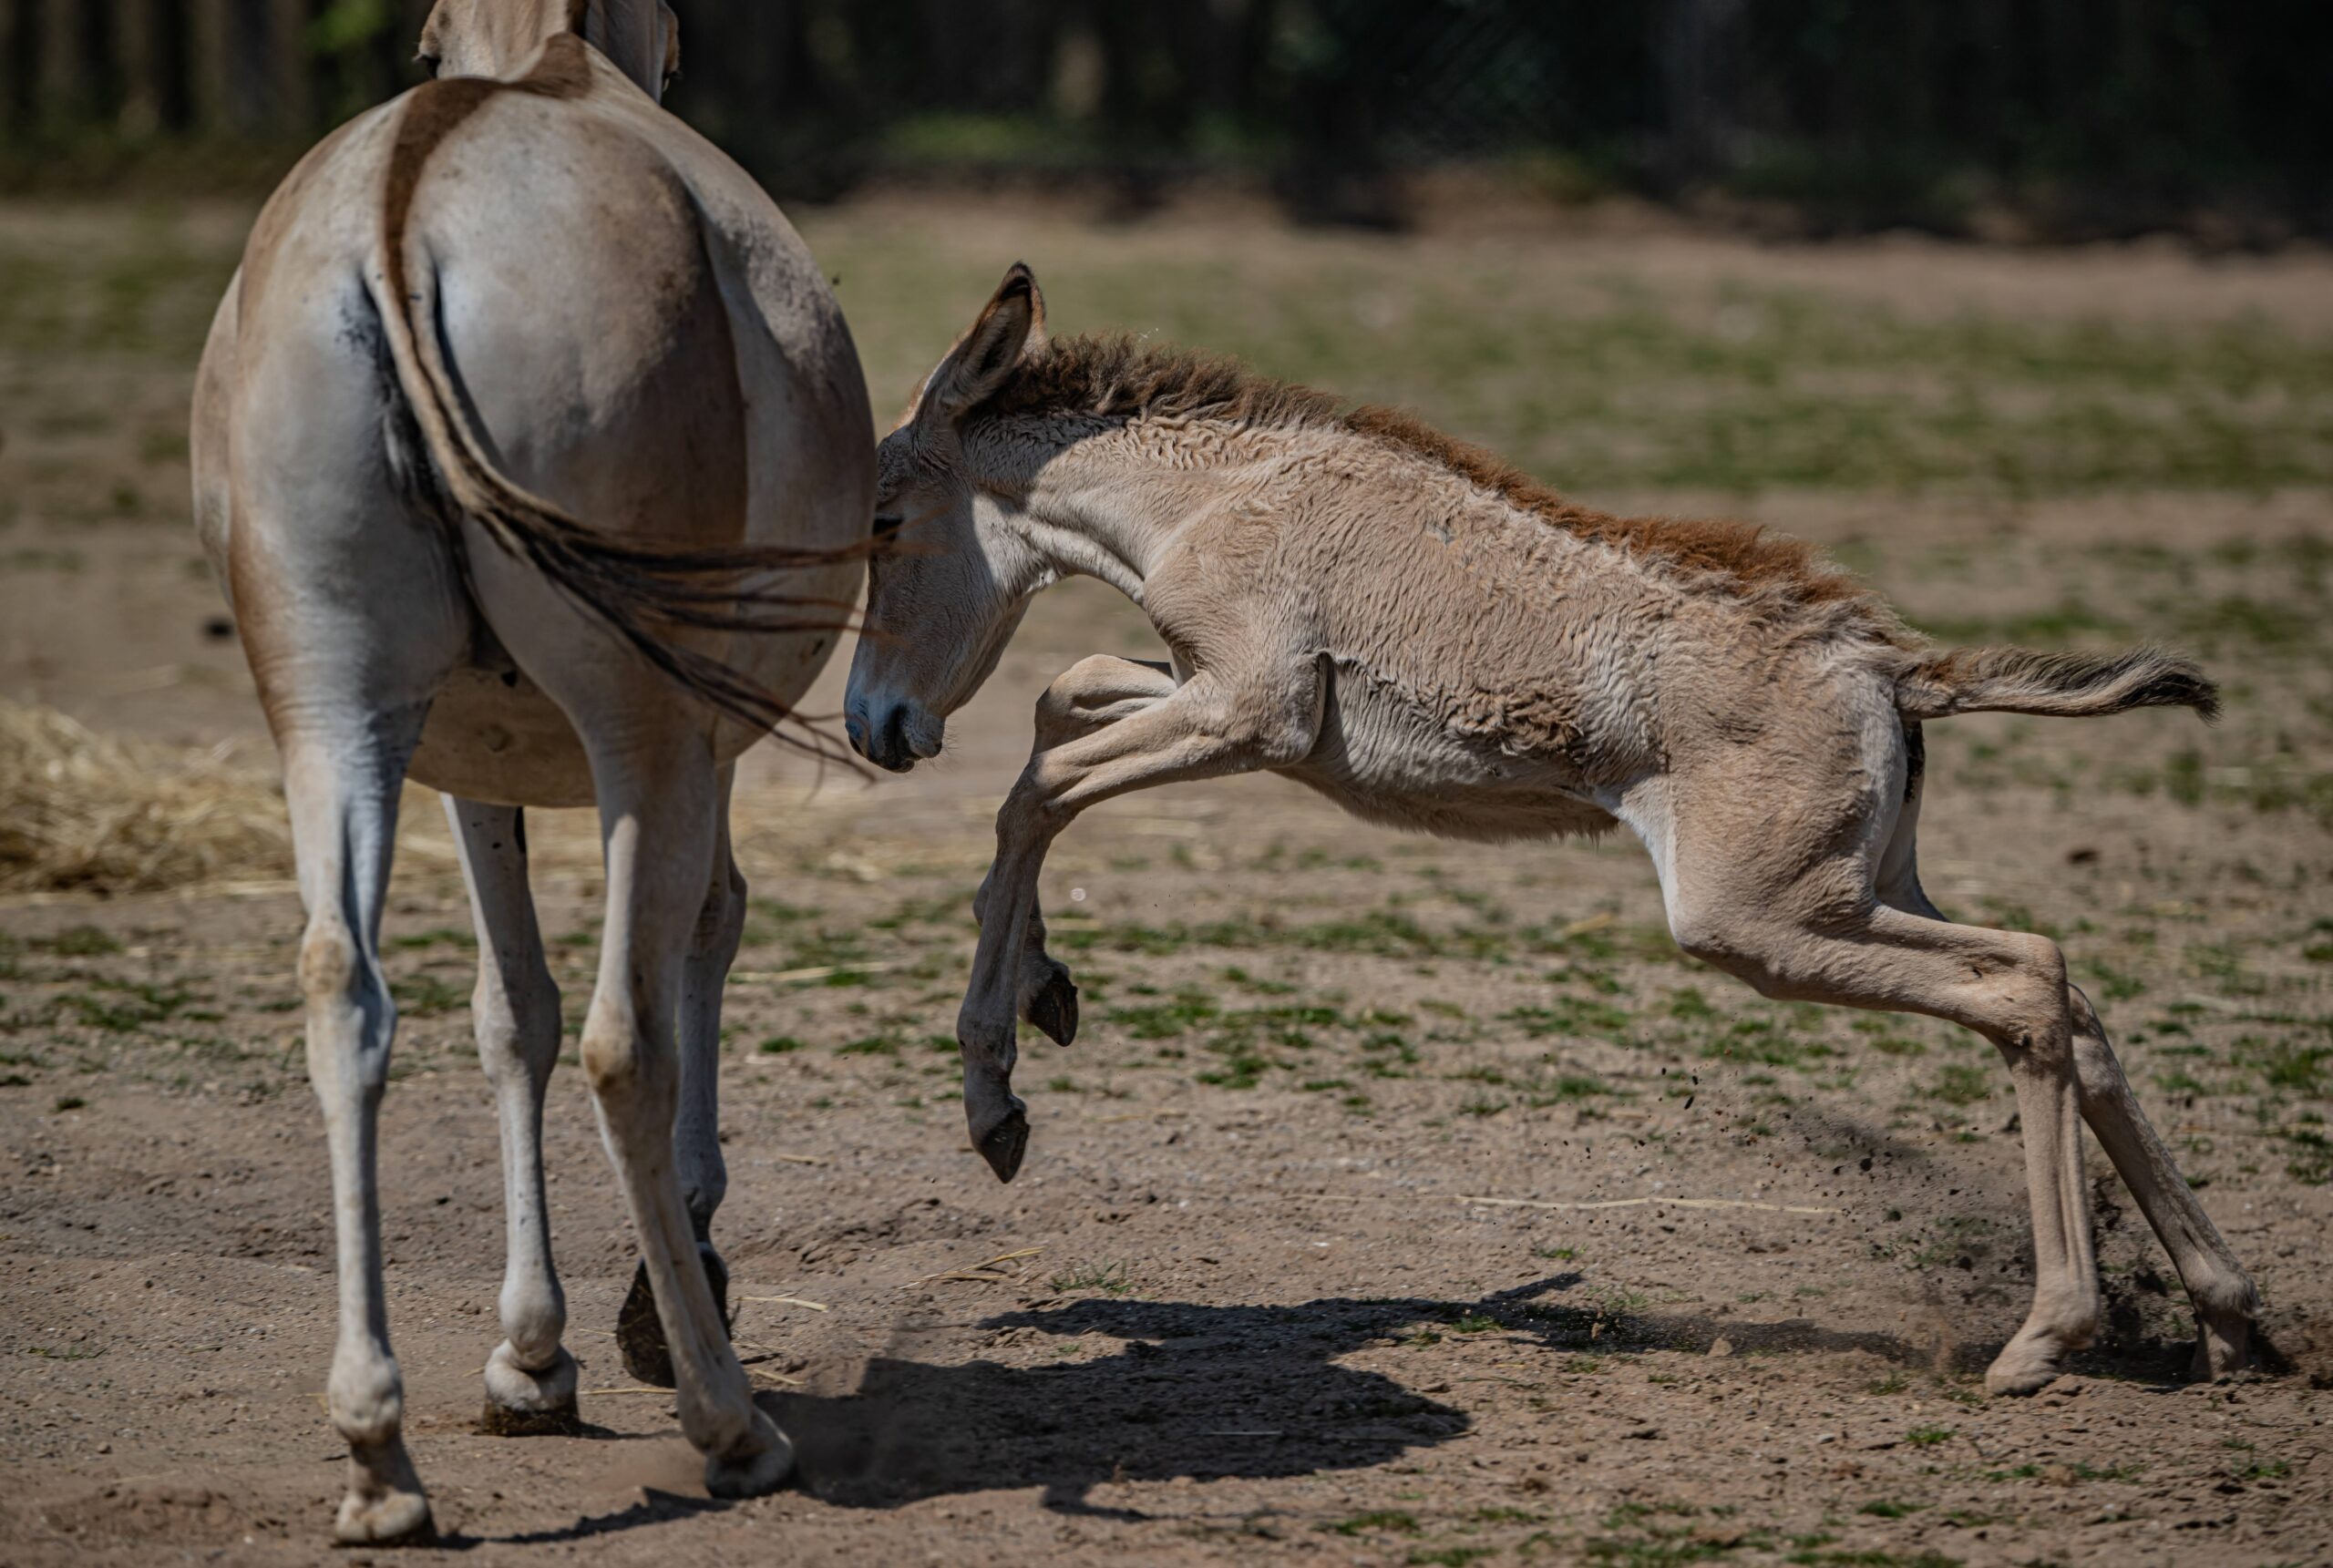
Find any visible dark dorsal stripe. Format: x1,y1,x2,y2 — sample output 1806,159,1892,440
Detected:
380,33,597,315
975,332,1896,631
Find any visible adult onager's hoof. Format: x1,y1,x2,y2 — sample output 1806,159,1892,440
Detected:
704,1408,794,1500
1027,964,1079,1047
480,1343,581,1435
617,1244,732,1388
977,1107,1030,1184
334,1440,434,1545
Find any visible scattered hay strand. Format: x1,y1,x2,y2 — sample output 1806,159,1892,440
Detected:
0,698,292,896
737,1295,829,1312
1460,1194,1839,1215
908,1247,1043,1288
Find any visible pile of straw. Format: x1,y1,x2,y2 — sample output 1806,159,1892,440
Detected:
0,698,292,895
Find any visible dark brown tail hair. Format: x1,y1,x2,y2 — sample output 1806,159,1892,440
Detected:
1895,646,2219,723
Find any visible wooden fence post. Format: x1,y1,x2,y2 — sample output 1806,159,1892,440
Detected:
36,0,87,131
114,0,163,138
268,0,311,133
188,0,234,133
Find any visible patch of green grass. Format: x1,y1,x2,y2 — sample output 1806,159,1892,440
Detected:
53,1094,85,1112
33,925,119,957
1856,1500,1924,1519
388,974,463,1019
58,979,202,1033
758,1035,805,1054
1505,998,1634,1041
1323,1510,1421,1537
1905,1425,1955,1447
1927,1064,1992,1107
389,927,474,952
2279,1127,2332,1185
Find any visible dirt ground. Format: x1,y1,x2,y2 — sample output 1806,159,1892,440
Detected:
1,195,2328,1566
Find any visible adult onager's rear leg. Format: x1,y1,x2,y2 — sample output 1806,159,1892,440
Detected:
220,270,472,1539
618,764,745,1387
571,728,785,1492
445,798,577,1433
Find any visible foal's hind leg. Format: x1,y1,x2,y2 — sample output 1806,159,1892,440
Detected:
619,764,743,1386
2067,988,2260,1377
1655,741,2099,1396
446,798,578,1433
1869,725,2259,1376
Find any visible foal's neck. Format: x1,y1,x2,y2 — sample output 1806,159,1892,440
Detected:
972,416,1277,607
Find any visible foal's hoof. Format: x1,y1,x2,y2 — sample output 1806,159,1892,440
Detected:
480,1343,580,1435
1983,1336,2068,1397
334,1440,435,1546
1027,964,1079,1047
704,1408,794,1500
617,1245,733,1388
977,1108,1030,1184
2190,1314,2258,1382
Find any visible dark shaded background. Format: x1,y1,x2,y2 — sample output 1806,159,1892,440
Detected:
3,1,2330,238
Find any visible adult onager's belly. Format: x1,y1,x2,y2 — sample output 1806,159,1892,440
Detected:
406,622,845,809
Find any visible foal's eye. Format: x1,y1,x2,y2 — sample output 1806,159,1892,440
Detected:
872,512,904,539
416,52,442,79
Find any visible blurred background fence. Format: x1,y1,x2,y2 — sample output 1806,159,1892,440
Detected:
2,0,2329,237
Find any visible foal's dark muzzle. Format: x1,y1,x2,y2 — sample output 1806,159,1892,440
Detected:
847,702,928,774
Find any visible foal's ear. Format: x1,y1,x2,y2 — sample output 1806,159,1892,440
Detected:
925,263,1045,424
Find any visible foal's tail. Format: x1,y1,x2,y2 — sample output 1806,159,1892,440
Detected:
1893,646,2220,723
365,75,864,751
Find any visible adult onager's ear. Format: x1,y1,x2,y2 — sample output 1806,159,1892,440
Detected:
658,3,681,93
925,263,1046,423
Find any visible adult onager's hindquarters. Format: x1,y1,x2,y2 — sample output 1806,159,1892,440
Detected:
844,265,2263,1402
190,0,873,1542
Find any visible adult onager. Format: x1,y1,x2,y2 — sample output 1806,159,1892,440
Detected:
844,265,2261,1401
190,0,873,1541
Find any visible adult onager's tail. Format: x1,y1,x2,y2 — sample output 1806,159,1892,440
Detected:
1895,646,2220,723
365,187,861,747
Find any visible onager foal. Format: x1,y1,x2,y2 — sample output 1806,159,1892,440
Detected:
192,0,871,1541
846,265,2262,1401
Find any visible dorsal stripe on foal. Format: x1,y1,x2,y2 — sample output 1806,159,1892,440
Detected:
970,333,1899,634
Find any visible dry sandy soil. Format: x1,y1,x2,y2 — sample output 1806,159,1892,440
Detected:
0,196,2328,1566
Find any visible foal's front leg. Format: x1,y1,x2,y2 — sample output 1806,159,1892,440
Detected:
961,660,1320,1180
974,656,1180,1049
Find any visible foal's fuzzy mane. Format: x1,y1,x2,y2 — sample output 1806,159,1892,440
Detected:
975,332,1896,631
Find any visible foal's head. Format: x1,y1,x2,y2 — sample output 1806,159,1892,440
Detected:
846,264,1050,773
418,0,681,101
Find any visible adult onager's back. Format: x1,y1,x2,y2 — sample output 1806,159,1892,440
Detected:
845,265,2262,1406
190,0,871,1541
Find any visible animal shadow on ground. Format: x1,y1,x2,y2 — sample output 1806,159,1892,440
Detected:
450,1272,2227,1544
764,1273,1941,1516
